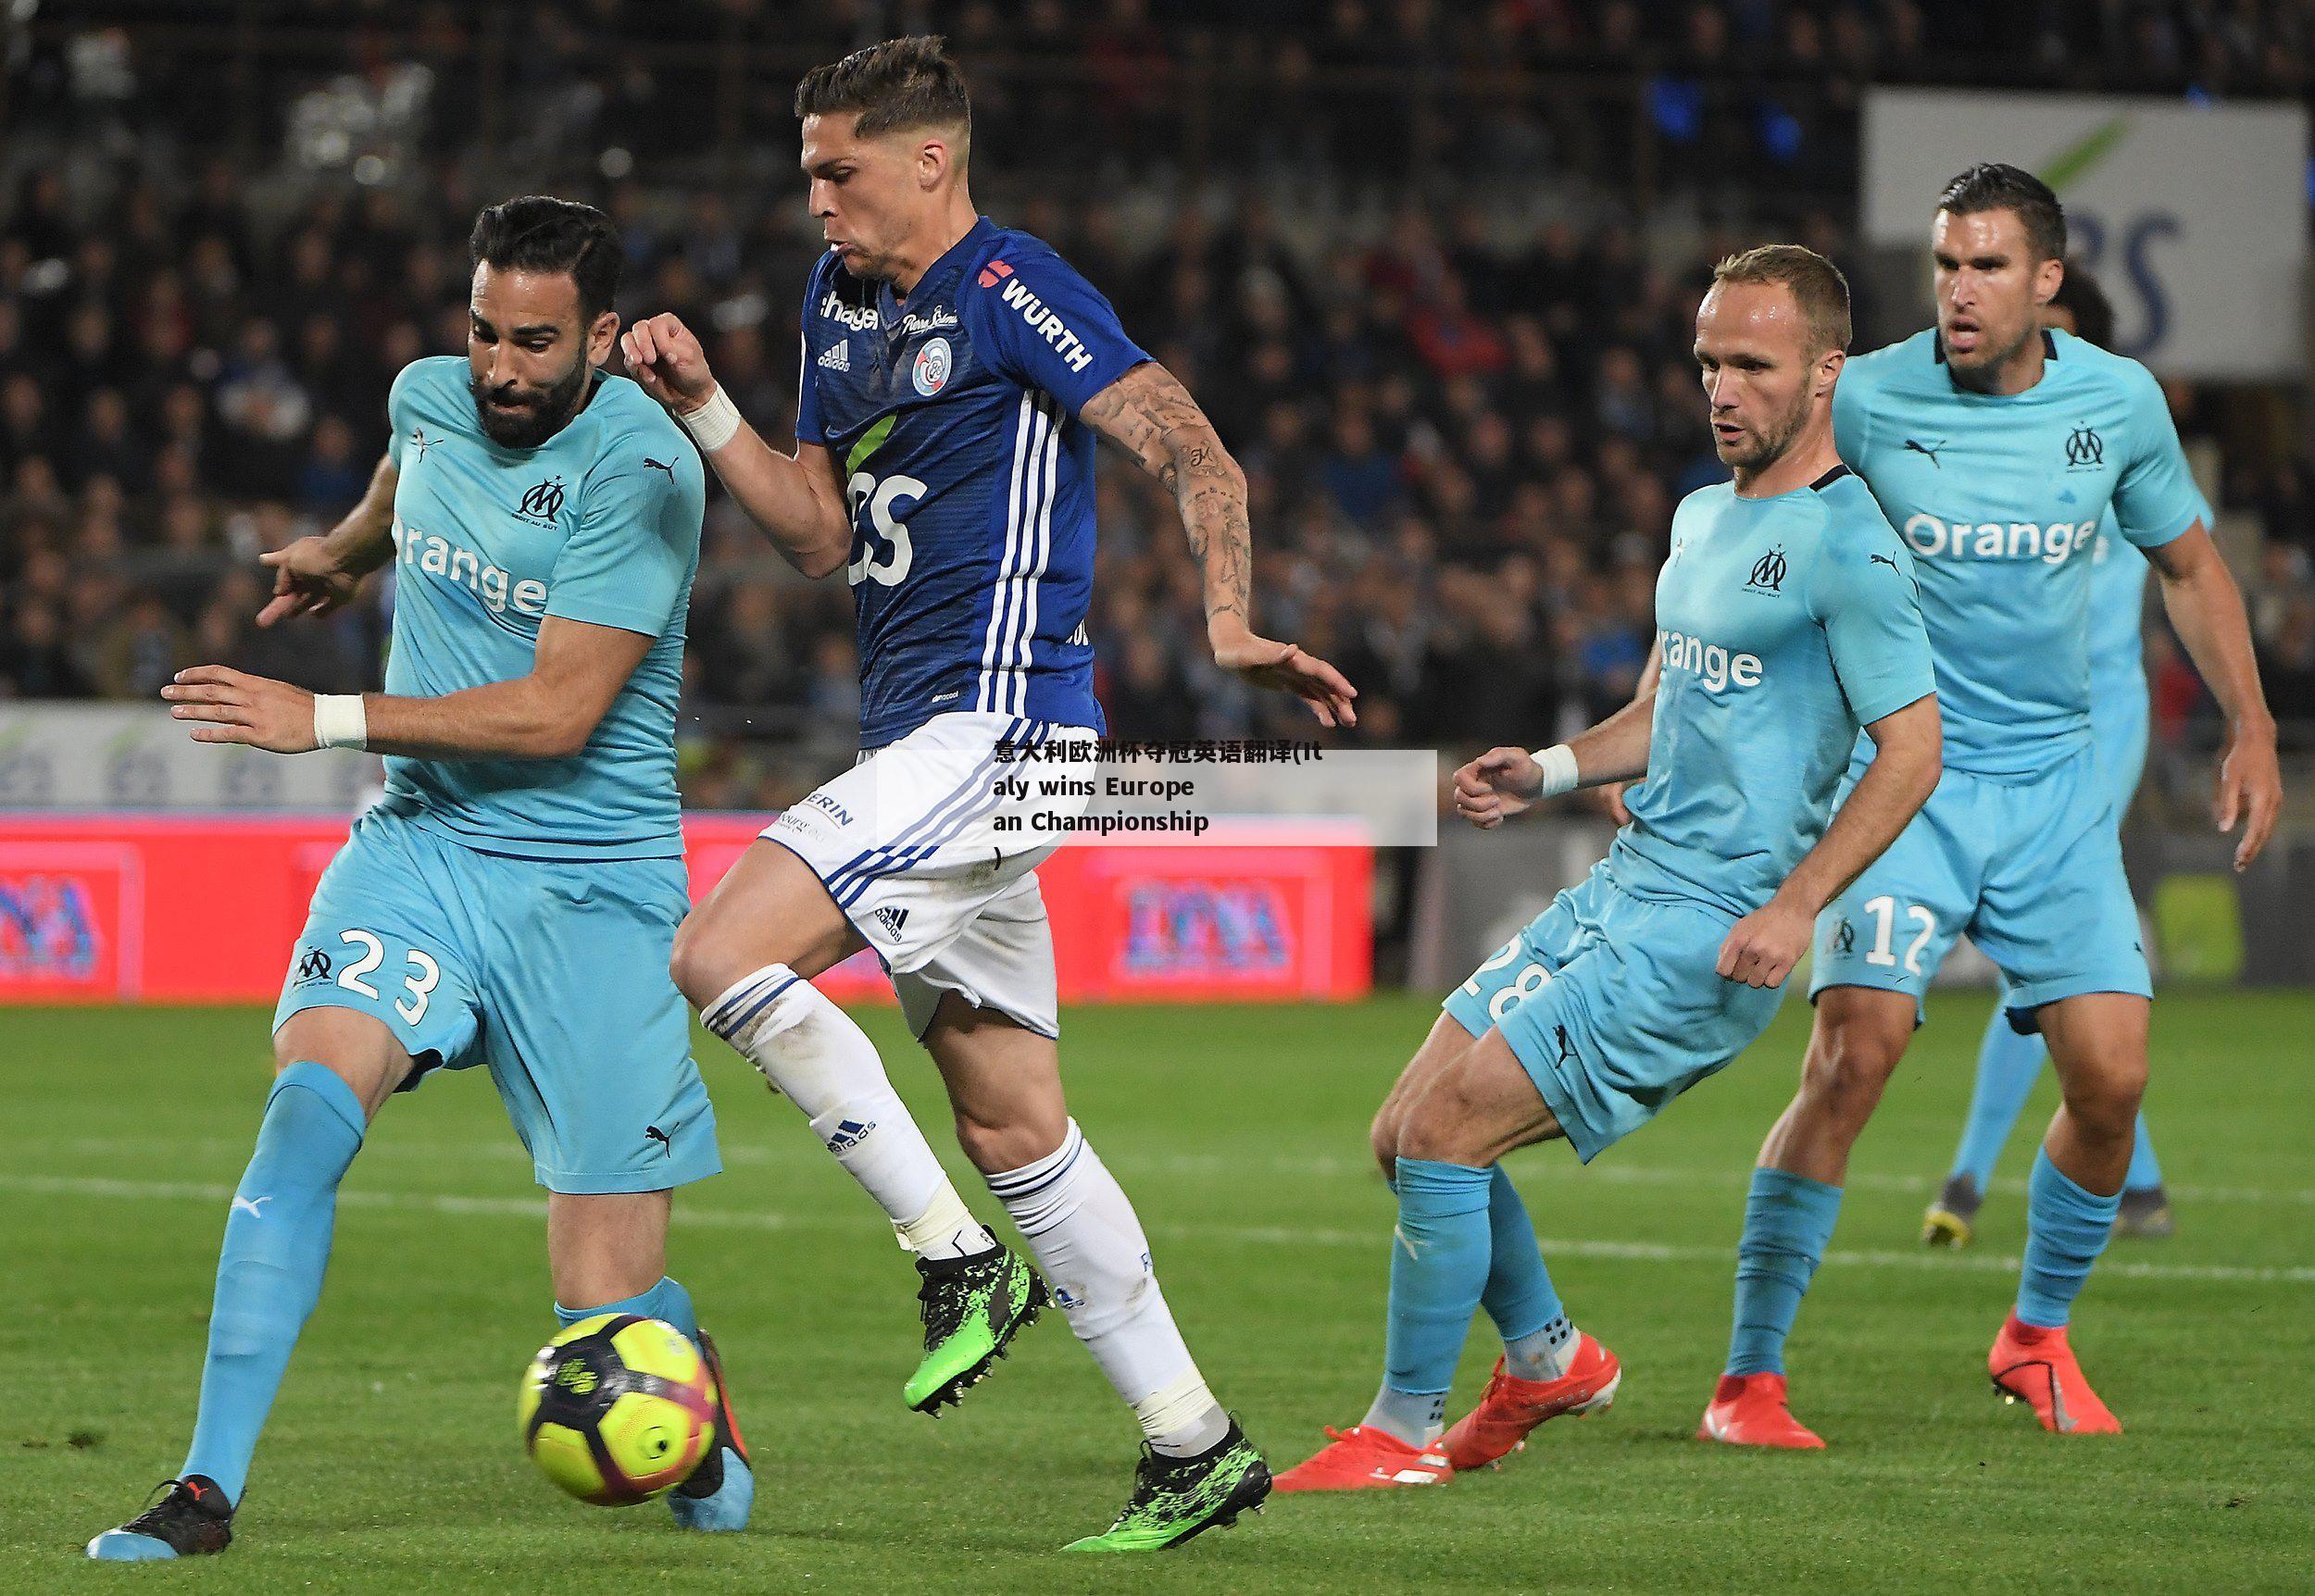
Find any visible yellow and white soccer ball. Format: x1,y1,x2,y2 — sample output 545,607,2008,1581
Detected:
518,1314,717,1505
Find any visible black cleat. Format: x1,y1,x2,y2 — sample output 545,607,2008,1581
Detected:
904,1243,1046,1414
1066,1419,1271,1552
87,1475,234,1560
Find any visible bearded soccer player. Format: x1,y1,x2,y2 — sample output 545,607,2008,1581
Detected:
619,38,1352,1551
1276,245,1940,1493
88,197,751,1558
1922,263,2190,1249
1701,166,2281,1450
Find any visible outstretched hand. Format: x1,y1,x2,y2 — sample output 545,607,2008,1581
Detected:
257,537,366,627
160,666,319,754
1212,629,1358,729
1452,747,1544,829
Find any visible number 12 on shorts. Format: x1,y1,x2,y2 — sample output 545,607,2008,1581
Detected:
1860,894,1934,977
333,928,441,1024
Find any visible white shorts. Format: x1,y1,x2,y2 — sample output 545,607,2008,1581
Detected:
764,712,1096,1040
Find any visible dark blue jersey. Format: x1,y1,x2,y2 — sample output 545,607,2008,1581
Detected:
797,217,1149,746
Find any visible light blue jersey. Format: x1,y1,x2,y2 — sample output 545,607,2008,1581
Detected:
1833,329,2203,778
377,356,705,858
2084,515,2150,692
1614,467,1939,920
279,355,720,1197
1447,466,1935,1161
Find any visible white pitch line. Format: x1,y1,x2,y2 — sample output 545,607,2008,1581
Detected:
9,1173,2312,1287
37,1135,2315,1208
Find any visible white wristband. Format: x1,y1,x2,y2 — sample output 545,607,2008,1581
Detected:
676,384,742,452
314,694,369,752
1530,743,1579,799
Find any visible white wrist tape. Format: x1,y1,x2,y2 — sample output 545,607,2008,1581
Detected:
1530,743,1579,799
314,694,369,751
676,384,742,452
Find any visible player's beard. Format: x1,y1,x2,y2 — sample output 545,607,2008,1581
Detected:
1721,388,1812,471
1941,315,2034,386
469,355,593,449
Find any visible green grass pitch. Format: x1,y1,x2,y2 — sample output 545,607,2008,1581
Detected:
6,992,2311,1593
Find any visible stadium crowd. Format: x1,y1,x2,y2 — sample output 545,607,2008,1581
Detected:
6,2,2315,809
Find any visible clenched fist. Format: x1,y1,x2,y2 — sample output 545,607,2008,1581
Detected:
619,314,719,414
1715,892,1813,989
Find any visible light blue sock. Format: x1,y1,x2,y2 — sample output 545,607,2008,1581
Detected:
2018,1148,2120,1328
1479,1167,1573,1379
2125,1113,2163,1191
1950,1009,2046,1193
557,1276,698,1340
1725,1167,1844,1378
181,1062,367,1505
1367,1158,1494,1443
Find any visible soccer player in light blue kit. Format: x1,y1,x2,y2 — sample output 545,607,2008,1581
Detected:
1703,167,2282,1450
1923,266,2180,1249
1276,246,1942,1494
89,198,752,1559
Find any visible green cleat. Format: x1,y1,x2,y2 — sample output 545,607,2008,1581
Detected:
903,1243,1045,1413
1065,1421,1270,1553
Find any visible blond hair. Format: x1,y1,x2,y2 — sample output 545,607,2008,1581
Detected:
1711,244,1851,355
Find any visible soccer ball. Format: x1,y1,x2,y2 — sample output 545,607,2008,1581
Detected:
518,1315,717,1505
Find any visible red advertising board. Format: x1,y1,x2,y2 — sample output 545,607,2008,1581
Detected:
0,814,1370,1006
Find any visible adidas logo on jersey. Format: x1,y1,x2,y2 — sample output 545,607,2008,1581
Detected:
818,341,852,373
871,904,909,938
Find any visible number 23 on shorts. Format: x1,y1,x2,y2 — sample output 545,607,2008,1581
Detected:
327,927,443,1025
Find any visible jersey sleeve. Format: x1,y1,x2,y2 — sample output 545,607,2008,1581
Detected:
969,245,1151,417
795,268,829,447
1808,511,1938,728
383,359,433,468
548,441,704,638
2110,363,2203,550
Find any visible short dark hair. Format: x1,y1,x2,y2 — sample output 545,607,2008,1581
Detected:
2048,259,2114,349
469,195,621,322
795,35,971,141
1937,162,2067,265
1712,243,1852,355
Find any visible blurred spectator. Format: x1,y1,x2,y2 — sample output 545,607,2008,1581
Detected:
1,0,2308,815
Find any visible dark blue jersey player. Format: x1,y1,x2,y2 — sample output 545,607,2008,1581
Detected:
619,37,1353,1552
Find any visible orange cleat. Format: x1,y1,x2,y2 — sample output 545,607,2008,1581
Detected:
1273,1425,1453,1492
1696,1372,1825,1449
1989,1313,2121,1434
1441,1334,1623,1471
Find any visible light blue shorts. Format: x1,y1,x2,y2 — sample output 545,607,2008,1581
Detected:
275,809,720,1194
1443,865,1785,1162
1810,741,2151,1023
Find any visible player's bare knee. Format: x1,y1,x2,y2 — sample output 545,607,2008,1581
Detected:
1797,1021,1905,1134
1370,1111,1400,1182
952,1106,1063,1176
667,911,734,1008
2058,1056,2146,1140
1395,1081,1487,1166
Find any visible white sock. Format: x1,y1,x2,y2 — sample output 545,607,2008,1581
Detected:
986,1120,1231,1457
703,966,993,1262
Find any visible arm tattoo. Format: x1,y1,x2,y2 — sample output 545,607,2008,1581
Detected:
1082,363,1251,630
